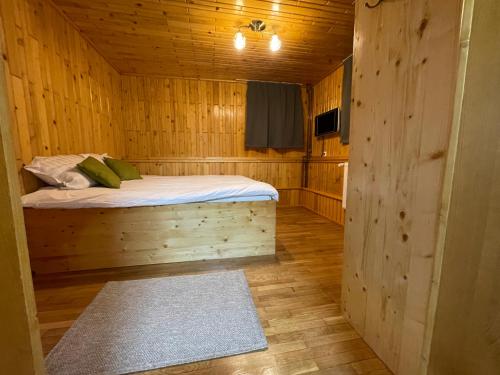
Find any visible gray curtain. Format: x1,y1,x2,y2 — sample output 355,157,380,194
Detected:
245,81,304,149
340,55,353,145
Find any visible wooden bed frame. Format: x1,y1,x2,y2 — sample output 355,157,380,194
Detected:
24,200,276,274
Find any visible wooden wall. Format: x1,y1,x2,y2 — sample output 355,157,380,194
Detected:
121,76,306,206
0,0,347,216
426,0,500,373
0,24,45,374
0,0,124,193
310,66,349,160
302,66,348,224
341,0,463,374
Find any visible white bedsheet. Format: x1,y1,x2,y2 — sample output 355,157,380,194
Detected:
22,175,279,209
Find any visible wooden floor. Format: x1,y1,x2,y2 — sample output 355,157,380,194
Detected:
34,207,391,375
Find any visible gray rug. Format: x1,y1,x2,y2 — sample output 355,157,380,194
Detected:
46,270,267,375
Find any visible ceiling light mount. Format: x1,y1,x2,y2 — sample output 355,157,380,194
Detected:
248,20,266,32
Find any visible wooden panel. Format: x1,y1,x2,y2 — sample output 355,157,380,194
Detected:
304,65,349,224
301,188,345,226
0,0,124,193
307,158,346,197
342,1,463,374
121,76,306,159
311,66,349,159
426,1,500,373
50,0,354,84
0,27,45,373
25,200,276,274
276,188,301,208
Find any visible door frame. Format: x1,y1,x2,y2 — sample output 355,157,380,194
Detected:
0,37,45,374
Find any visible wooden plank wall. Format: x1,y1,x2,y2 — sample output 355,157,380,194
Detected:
0,0,124,193
0,22,45,373
341,0,463,374
310,66,349,160
121,76,306,207
425,0,500,373
302,66,349,224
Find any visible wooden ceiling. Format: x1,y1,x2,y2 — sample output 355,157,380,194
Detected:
51,0,354,84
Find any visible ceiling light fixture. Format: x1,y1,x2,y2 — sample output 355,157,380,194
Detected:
234,20,282,52
234,31,246,50
270,34,282,52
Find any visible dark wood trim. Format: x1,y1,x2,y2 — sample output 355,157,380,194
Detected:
303,84,314,188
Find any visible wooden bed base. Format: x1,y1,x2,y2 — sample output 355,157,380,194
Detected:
24,201,276,274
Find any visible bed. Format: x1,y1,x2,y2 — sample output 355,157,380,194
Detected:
23,175,278,274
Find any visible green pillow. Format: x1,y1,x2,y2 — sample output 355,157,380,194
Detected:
104,158,142,181
77,157,121,188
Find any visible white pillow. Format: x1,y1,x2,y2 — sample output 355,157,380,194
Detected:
59,167,96,190
79,153,108,162
24,154,107,190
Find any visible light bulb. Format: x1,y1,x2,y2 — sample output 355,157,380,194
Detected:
270,34,281,52
234,31,246,50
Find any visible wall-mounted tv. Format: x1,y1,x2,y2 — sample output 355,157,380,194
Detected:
315,108,340,137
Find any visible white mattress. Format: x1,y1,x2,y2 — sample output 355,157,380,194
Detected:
22,175,279,209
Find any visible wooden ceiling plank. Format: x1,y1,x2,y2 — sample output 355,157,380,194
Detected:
51,0,354,83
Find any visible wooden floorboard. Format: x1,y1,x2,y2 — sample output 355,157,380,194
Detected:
33,207,391,374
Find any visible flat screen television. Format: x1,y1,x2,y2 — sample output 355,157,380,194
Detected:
315,108,340,136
